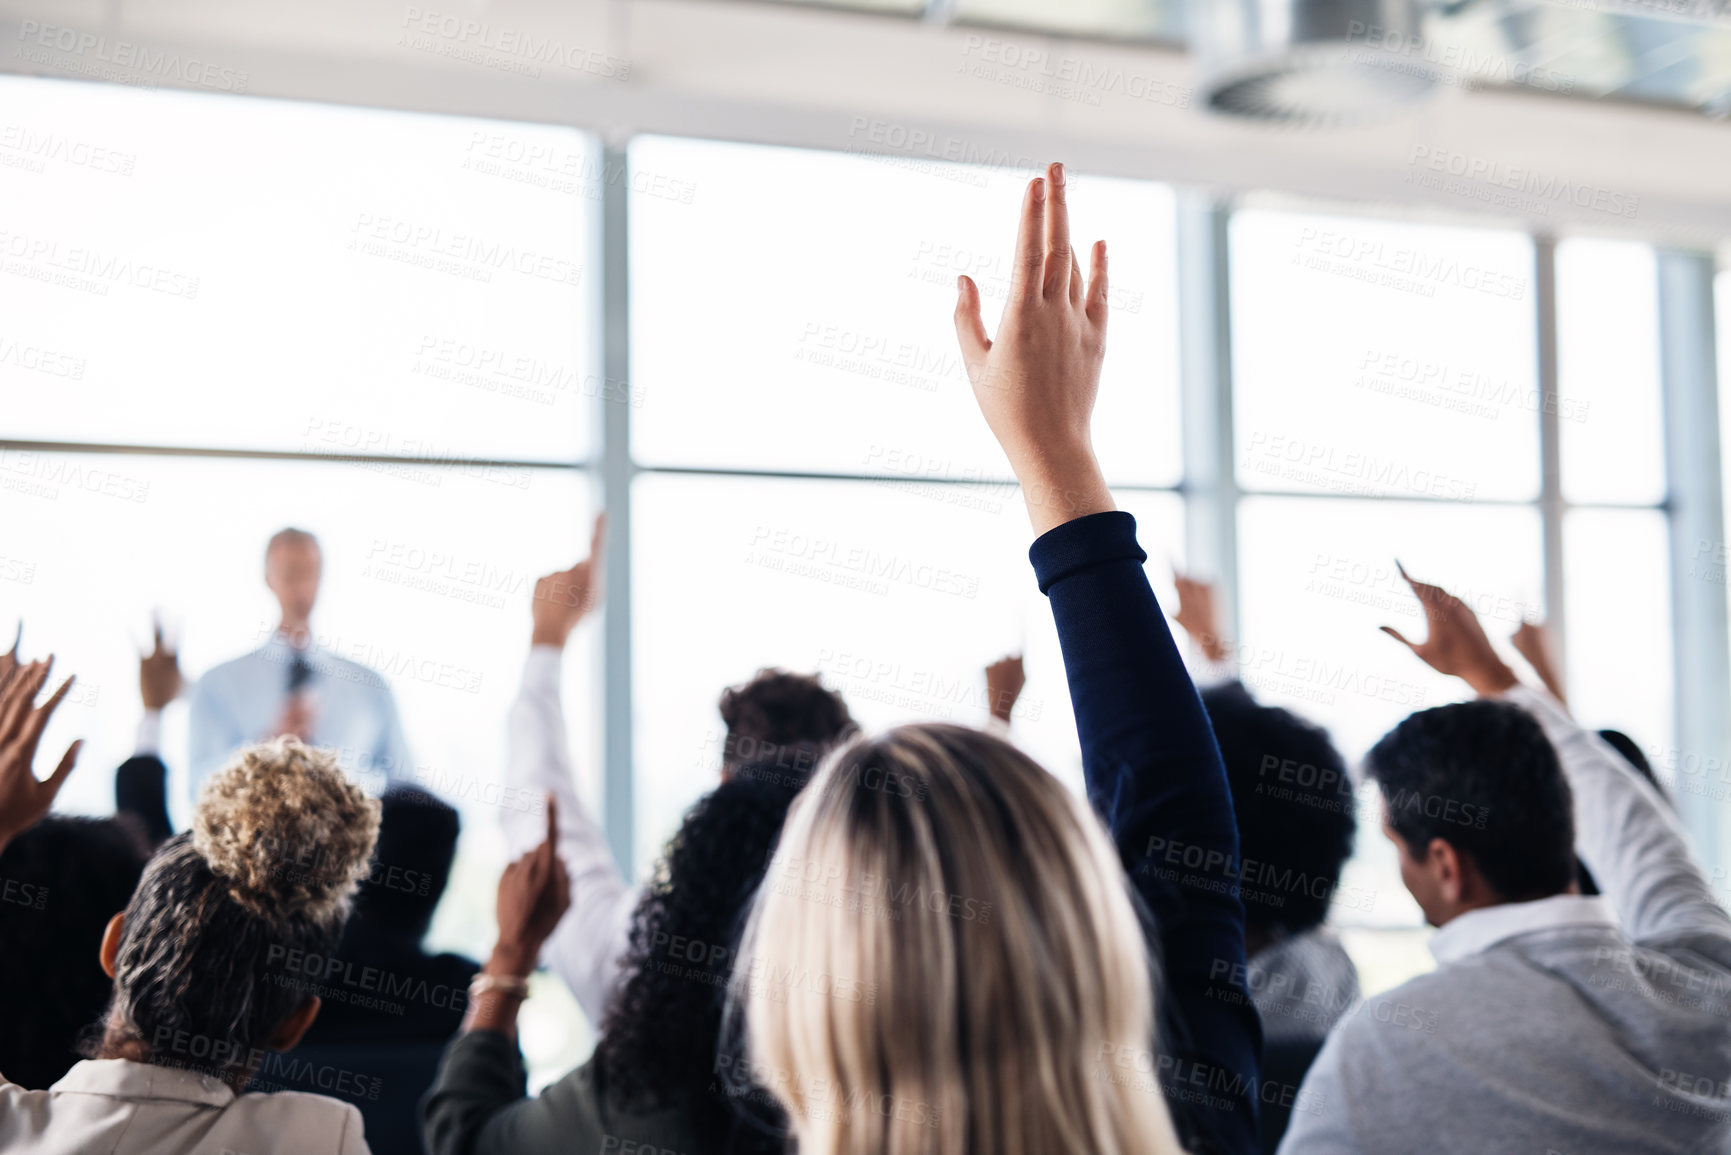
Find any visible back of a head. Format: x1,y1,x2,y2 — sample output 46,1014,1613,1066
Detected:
0,817,150,1088
598,767,807,1145
1366,700,1575,902
99,738,380,1076
1202,683,1356,936
718,669,856,777
352,785,461,941
737,723,1183,1155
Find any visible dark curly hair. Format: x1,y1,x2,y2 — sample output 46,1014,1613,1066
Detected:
719,669,855,778
0,816,150,1088
593,761,816,1152
1366,699,1576,902
1202,682,1356,934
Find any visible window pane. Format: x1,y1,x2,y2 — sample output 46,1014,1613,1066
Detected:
1231,210,1538,502
630,136,1181,487
1236,496,1545,946
0,452,598,827
1557,239,1665,505
0,76,595,461
631,473,1183,877
1563,509,1674,770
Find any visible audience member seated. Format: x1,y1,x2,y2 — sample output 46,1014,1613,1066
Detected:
0,659,384,1155
0,814,149,1089
1169,572,1359,1151
1280,568,1731,1154
0,640,150,1091
1172,575,1362,1034
274,784,479,1155
736,163,1259,1155
421,759,807,1155
501,516,856,1027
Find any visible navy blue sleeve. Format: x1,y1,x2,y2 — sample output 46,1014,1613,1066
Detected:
1031,510,1262,1155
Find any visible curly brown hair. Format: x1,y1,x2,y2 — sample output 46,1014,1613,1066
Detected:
91,738,380,1078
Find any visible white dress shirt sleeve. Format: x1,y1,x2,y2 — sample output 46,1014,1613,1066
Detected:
135,709,163,758
1503,684,1731,947
503,645,637,1027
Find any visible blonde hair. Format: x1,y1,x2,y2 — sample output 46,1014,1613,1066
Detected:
735,723,1182,1155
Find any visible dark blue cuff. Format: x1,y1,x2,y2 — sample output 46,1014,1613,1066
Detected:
1029,511,1147,595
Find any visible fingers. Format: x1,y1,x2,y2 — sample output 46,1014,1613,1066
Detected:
152,615,164,655
953,276,991,370
588,513,607,568
1381,625,1417,651
0,661,47,742
1010,176,1046,302
543,792,558,850
44,740,81,799
1043,162,1072,299
22,674,75,752
1084,240,1109,327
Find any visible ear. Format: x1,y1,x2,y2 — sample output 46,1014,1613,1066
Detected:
1427,838,1465,904
99,912,125,979
266,996,321,1053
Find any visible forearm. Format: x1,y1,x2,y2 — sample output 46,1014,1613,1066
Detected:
1503,685,1730,942
1032,511,1259,1152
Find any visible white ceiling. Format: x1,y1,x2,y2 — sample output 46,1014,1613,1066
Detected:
2,0,1728,253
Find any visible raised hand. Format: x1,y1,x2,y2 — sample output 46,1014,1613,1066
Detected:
1173,571,1230,664
140,616,184,711
985,654,1026,724
1381,562,1518,697
531,514,607,649
1511,619,1567,706
490,794,571,978
953,161,1115,535
0,657,83,853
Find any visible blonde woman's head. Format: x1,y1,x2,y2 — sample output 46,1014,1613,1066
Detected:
735,723,1181,1155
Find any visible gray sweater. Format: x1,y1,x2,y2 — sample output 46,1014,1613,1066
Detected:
1281,685,1731,1155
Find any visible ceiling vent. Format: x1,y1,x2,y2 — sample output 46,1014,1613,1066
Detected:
1192,0,1446,124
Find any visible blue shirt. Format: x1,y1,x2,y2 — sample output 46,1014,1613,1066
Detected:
187,631,413,799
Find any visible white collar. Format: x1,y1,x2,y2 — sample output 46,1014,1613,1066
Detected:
1429,894,1616,964
51,1059,235,1107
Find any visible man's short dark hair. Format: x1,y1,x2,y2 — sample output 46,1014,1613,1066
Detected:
1202,682,1355,934
1366,699,1576,902
718,669,855,774
0,816,150,1088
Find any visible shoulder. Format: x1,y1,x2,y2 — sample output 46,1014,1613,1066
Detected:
196,650,272,690
309,650,392,692
231,1090,369,1146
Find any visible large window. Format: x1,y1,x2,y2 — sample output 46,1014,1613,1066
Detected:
627,136,1185,872
2,75,1722,1060
1229,213,1677,990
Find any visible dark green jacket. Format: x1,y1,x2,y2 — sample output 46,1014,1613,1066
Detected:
422,1030,706,1155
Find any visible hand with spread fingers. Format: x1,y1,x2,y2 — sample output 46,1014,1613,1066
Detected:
953,161,1116,536
1381,562,1519,697
0,656,84,854
531,514,608,650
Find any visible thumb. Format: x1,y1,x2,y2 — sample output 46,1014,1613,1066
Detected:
1380,626,1418,652
954,276,991,367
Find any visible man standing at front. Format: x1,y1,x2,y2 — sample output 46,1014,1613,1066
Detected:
188,528,413,798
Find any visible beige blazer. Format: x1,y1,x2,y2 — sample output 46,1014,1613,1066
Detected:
0,1059,370,1154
